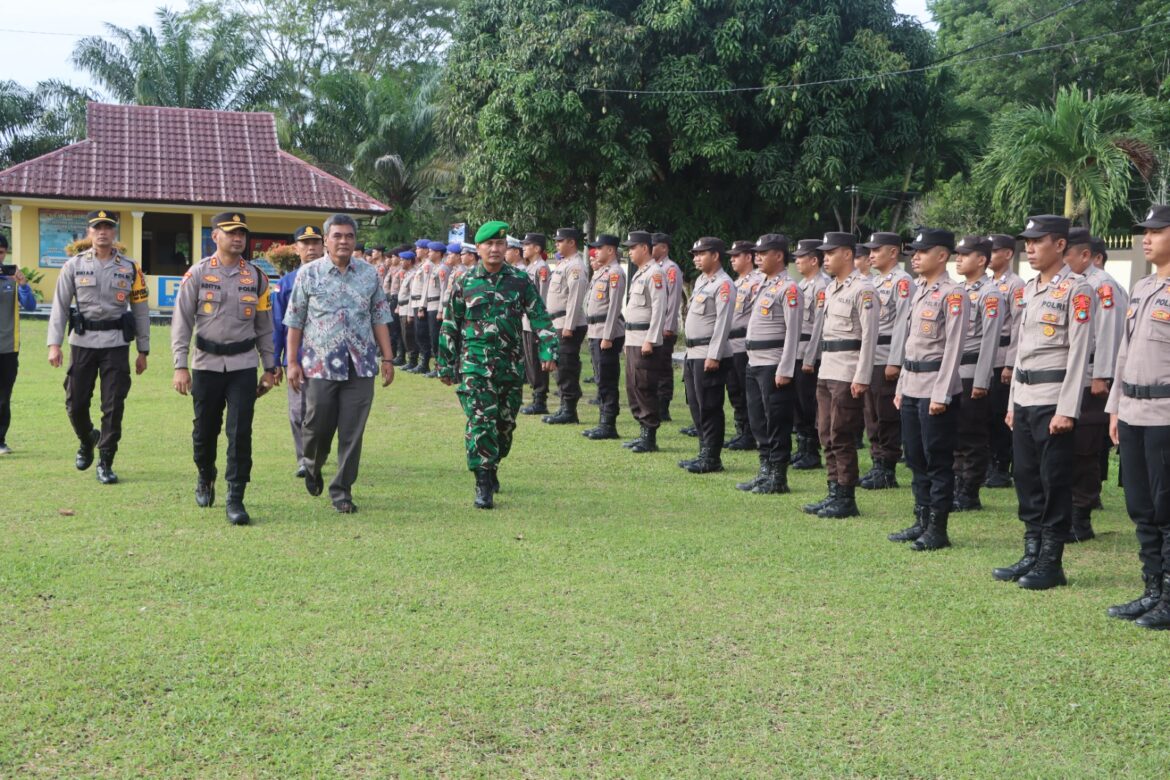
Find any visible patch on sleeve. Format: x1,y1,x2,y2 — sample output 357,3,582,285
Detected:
257,287,272,312
667,268,677,285
1097,284,1114,309
1014,287,1025,307
947,292,962,316
816,290,825,308
129,265,149,303
897,278,910,298
861,291,874,309
610,273,620,288
1073,293,1091,323
985,296,998,319
719,282,731,302
786,285,798,308
653,273,663,289
539,267,549,282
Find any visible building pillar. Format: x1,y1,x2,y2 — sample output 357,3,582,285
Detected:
130,210,144,266
191,212,202,265
8,205,24,267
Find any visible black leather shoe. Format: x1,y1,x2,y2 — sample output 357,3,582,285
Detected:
195,475,215,508
295,465,307,478
1107,574,1162,620
520,397,549,415
304,469,324,497
679,425,698,437
1063,507,1096,543
984,465,1013,488
226,482,251,525
952,481,983,512
992,536,1041,582
96,451,118,484
75,429,100,471
333,499,358,514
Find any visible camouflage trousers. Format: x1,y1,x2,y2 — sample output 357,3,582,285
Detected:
456,374,523,471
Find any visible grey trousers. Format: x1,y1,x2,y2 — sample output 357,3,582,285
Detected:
287,381,306,462
302,375,375,503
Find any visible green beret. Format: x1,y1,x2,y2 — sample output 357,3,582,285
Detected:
474,220,510,244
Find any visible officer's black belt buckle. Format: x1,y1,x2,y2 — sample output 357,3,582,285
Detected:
626,322,650,331
196,336,255,356
877,335,892,345
729,328,747,339
686,337,712,348
548,310,567,319
1016,368,1066,385
822,339,862,352
746,339,786,350
799,333,811,342
999,335,1011,347
903,359,943,373
586,315,608,324
960,353,979,365
1122,382,1170,400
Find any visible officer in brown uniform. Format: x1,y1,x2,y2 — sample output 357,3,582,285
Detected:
802,233,879,518
383,245,406,365
890,229,967,549
993,215,1093,590
950,236,1005,513
620,231,668,453
859,232,915,490
737,234,802,495
793,239,830,469
396,251,419,370
652,233,683,422
47,210,151,484
423,241,450,377
582,234,626,440
1105,204,1170,628
986,233,1024,488
680,237,735,473
544,227,589,424
171,212,277,525
1064,227,1128,541
520,233,553,414
726,240,763,450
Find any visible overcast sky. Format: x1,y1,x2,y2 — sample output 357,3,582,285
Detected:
6,0,936,91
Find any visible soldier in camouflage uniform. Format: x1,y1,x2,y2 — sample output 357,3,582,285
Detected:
438,221,558,509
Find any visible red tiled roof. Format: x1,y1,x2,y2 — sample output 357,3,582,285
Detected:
0,102,390,214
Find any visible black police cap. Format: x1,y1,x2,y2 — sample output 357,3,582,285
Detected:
1067,227,1092,246
729,240,756,255
752,233,790,253
817,232,856,251
211,212,248,231
862,232,902,250
988,234,1016,251
1135,204,1170,230
521,232,547,249
588,233,620,248
793,239,824,258
622,231,652,247
87,209,119,227
955,235,991,257
1018,215,1070,239
651,232,672,246
690,236,727,254
555,227,582,242
907,228,956,252
294,225,322,241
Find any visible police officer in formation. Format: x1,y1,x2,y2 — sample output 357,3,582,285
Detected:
725,241,762,451
582,234,625,440
987,234,1025,489
651,234,683,422
619,231,668,453
543,228,589,425
793,239,830,470
520,233,553,414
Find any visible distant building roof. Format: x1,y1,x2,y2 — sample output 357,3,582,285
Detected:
0,102,390,215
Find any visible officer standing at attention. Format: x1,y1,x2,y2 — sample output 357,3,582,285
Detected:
171,212,277,525
725,240,762,451
582,234,626,440
1064,227,1127,542
0,237,39,455
890,229,967,549
543,227,589,424
383,245,404,364
47,210,150,484
651,233,683,422
272,225,324,477
620,231,667,453
801,233,878,519
952,236,1006,513
1105,204,1170,628
519,233,552,414
396,251,419,371
680,237,735,474
859,232,915,490
438,221,558,509
407,240,433,374
993,215,1093,590
986,233,1024,488
423,240,450,377
793,239,830,470
738,234,802,495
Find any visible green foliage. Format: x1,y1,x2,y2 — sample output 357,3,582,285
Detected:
909,173,1018,235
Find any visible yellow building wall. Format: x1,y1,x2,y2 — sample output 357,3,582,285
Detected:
10,198,334,310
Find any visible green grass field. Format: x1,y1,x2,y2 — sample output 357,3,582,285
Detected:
2,320,1167,777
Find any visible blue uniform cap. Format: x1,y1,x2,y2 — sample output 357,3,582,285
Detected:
401,250,416,260
447,242,462,254
415,239,430,248
427,241,446,252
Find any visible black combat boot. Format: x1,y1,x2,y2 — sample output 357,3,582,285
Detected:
684,446,724,474
491,470,501,494
1107,573,1163,620
679,425,698,437
424,367,440,378
889,505,928,542
1135,575,1170,629
96,450,119,484
678,447,703,469
793,436,821,470
630,426,658,453
583,414,619,440
542,399,579,424
952,480,983,512
803,481,837,514
912,508,951,551
520,391,548,415
75,428,100,471
1017,535,1068,590
195,471,216,508
225,482,251,525
992,534,1042,582
391,354,406,367
737,457,768,491
753,462,790,495
984,460,1013,488
818,482,860,518
860,459,898,490
1064,506,1096,543
474,468,495,509
725,423,757,451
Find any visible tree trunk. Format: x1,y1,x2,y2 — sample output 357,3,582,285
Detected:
585,177,599,241
889,161,914,231
1063,177,1075,219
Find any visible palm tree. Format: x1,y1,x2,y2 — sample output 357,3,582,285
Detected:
977,88,1161,231
71,7,281,110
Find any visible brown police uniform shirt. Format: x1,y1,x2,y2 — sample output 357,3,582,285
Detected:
47,250,151,353
960,276,1006,391
745,270,802,380
622,261,666,348
730,269,764,354
817,270,879,384
546,252,588,330
872,267,915,368
586,261,626,341
1105,273,1170,426
799,270,830,363
171,255,275,372
660,257,684,334
684,270,735,360
1082,265,1128,382
896,275,967,403
992,268,1025,368
522,257,552,333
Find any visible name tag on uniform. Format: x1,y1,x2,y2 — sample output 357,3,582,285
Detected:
920,309,936,320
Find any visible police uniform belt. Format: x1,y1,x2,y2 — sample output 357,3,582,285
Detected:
410,295,422,300
548,310,567,319
686,337,711,347
426,296,440,302
877,335,892,345
799,333,811,342
626,322,650,331
903,359,942,373
196,336,256,356
822,339,862,352
1122,382,1170,400
999,335,1011,347
1015,368,1066,384
729,327,747,339
746,339,786,350
79,317,124,331
586,314,608,324
961,353,979,365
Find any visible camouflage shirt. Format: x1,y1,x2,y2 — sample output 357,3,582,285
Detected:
437,262,559,382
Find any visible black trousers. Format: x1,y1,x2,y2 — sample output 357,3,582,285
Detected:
401,315,417,361
1012,403,1076,535
726,351,750,431
556,326,587,402
0,351,18,444
625,344,664,429
745,364,795,465
656,333,678,407
388,312,402,359
988,367,1012,468
414,310,432,360
427,309,440,358
191,367,257,483
523,330,549,394
1118,422,1170,579
954,377,991,485
794,360,819,440
1072,390,1108,509
65,344,131,453
864,364,901,463
684,358,729,455
588,337,624,418
901,394,960,512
